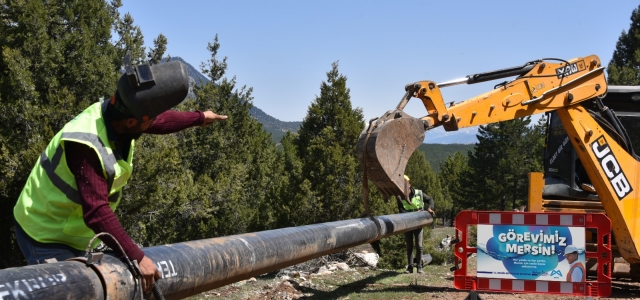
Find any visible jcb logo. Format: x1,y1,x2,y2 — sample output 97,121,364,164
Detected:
591,136,633,200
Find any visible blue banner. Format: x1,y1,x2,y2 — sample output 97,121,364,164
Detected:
476,224,586,282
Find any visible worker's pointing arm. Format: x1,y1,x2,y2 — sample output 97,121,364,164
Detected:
143,110,227,134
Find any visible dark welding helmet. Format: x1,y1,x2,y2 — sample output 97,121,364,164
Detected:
114,53,189,122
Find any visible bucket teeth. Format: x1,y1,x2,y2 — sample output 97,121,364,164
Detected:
358,110,426,200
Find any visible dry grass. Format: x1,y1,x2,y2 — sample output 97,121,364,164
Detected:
187,227,640,299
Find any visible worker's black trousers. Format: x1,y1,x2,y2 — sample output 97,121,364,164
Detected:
404,227,423,268
14,219,85,265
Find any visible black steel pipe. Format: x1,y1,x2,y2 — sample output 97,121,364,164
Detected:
0,260,104,299
0,212,432,299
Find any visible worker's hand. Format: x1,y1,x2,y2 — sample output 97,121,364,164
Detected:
428,209,435,216
201,111,228,127
139,255,161,294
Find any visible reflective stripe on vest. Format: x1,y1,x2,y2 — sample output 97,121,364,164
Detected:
62,131,117,192
13,102,134,250
39,132,120,204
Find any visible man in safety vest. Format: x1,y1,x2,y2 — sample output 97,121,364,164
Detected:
13,56,227,294
397,175,434,274
564,245,585,282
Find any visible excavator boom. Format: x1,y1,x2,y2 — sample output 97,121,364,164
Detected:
358,55,607,200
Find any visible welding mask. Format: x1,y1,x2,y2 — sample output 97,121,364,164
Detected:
114,53,189,122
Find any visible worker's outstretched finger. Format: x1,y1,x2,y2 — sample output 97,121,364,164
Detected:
201,110,228,127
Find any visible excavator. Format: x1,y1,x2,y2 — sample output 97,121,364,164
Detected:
357,54,640,275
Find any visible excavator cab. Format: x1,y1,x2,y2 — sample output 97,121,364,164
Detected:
531,86,640,215
542,111,600,201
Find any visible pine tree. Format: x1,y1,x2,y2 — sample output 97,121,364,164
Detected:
462,118,543,211
439,151,469,225
143,35,283,241
115,133,199,245
292,62,365,224
272,132,316,227
608,4,640,85
0,0,189,265
111,0,145,67
0,0,120,268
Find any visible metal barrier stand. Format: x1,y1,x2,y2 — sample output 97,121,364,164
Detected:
453,211,612,298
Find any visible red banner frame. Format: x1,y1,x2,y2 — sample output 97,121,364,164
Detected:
453,211,611,297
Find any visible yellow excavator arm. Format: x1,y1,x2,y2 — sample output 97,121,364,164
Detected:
358,54,640,263
415,55,606,130
358,55,607,200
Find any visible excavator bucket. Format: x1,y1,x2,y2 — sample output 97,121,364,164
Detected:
357,110,426,200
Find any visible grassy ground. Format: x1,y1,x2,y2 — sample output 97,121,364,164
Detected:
186,227,640,299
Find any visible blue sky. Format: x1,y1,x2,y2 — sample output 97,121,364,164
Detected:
121,1,639,125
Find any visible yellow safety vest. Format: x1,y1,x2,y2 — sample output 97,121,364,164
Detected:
402,189,424,212
14,102,134,250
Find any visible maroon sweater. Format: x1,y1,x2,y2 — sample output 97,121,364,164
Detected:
65,110,204,262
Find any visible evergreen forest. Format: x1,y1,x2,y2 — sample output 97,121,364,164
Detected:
1,1,639,270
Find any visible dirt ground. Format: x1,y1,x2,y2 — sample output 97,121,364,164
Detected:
200,269,640,300
191,228,640,300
